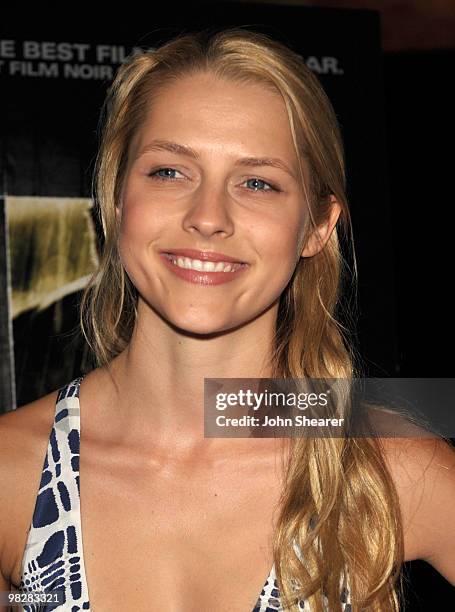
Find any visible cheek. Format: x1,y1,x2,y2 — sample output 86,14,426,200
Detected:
116,198,162,280
254,214,304,269
118,191,167,247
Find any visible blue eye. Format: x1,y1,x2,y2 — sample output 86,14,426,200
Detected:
149,167,183,180
244,177,277,192
148,167,280,194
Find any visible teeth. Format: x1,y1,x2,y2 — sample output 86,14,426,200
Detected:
165,254,243,272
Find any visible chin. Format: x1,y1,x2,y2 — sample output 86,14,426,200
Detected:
172,318,236,337
167,310,245,337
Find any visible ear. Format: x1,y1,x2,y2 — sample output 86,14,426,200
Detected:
300,195,342,258
115,202,122,221
115,184,125,221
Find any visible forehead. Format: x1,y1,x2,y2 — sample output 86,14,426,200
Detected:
130,71,300,164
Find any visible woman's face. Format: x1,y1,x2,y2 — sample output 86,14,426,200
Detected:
118,71,330,334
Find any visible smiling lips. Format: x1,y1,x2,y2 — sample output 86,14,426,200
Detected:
159,248,249,285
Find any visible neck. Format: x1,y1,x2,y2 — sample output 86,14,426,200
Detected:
89,297,281,460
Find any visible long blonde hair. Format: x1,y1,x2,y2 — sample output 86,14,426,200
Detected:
80,27,404,610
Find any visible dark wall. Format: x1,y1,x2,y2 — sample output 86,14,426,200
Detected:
384,50,455,378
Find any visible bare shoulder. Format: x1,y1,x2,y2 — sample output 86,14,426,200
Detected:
0,389,59,586
378,433,455,584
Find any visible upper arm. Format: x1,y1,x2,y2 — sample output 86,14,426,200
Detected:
380,436,455,585
0,411,19,603
0,407,28,584
0,392,57,592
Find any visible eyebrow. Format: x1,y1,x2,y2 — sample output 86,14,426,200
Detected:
136,139,297,180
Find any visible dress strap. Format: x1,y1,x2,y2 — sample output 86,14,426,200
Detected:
19,376,91,610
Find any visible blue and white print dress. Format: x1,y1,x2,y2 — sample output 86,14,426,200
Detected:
18,378,90,611
18,377,351,611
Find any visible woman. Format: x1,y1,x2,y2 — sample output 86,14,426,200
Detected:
1,27,454,612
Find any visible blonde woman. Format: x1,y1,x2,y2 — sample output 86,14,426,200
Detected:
1,28,454,612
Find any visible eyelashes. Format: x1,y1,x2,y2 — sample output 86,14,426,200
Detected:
147,167,281,194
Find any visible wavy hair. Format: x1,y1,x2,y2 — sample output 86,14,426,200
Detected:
79,27,404,610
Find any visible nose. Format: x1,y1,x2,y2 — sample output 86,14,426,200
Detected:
182,180,235,238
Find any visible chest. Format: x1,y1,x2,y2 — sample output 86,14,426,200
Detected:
77,445,284,611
